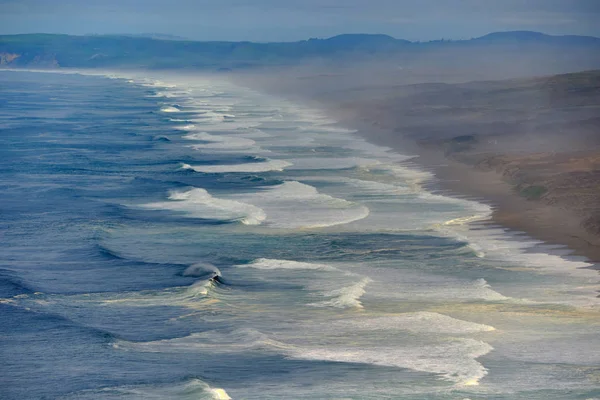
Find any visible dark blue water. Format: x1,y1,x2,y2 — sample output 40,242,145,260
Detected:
1,70,598,400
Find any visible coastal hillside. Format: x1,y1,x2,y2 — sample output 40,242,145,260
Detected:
324,70,600,259
1,31,600,70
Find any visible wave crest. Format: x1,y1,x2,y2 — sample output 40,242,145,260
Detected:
140,188,266,225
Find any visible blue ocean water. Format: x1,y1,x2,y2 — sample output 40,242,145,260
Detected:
1,70,599,399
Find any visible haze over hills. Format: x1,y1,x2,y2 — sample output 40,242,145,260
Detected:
1,31,600,70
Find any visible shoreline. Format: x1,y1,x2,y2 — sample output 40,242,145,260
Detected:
19,68,599,267
341,116,600,266
231,69,600,267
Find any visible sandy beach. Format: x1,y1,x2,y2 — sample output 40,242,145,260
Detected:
235,68,600,264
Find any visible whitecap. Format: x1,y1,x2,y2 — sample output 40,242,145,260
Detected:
183,132,257,150
331,312,496,334
288,157,380,171
312,277,372,309
99,279,215,307
59,378,231,400
284,338,493,386
160,106,181,113
114,327,492,387
243,258,338,272
174,124,197,131
140,188,266,225
181,159,291,173
229,181,370,229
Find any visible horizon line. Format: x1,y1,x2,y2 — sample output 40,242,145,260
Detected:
1,30,600,44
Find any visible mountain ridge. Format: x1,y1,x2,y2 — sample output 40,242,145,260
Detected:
1,31,599,70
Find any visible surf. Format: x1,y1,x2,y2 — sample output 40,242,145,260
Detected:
139,187,267,225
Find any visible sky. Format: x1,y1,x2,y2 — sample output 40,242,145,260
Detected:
1,0,599,42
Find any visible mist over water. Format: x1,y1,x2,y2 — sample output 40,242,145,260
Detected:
1,70,599,399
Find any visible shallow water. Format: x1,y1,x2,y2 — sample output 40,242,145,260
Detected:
1,70,599,399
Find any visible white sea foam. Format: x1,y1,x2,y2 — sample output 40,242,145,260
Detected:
181,159,291,173
59,378,231,400
230,181,370,229
140,188,266,225
115,327,492,387
239,258,371,309
183,263,222,278
3,275,218,311
287,157,381,171
244,258,338,272
140,79,177,89
114,328,280,353
175,124,197,131
284,338,493,386
298,176,409,196
99,279,215,307
312,277,372,309
440,278,509,302
160,106,181,113
365,163,435,189
148,91,177,98
331,312,496,334
191,110,230,123
183,132,257,150
372,273,510,303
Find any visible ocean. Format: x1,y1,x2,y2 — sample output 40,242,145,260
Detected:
0,70,598,399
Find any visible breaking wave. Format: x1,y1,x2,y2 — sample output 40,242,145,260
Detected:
139,188,266,225
181,159,291,173
160,106,181,113
60,378,231,400
229,181,370,229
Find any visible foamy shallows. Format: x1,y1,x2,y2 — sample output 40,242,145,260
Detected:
3,273,219,311
61,379,231,400
183,132,258,150
174,124,197,131
160,105,181,113
244,258,338,271
329,312,496,334
237,258,370,309
140,188,266,225
181,159,291,173
115,327,492,387
311,277,372,309
287,157,380,171
229,181,370,229
283,338,493,386
5,70,600,400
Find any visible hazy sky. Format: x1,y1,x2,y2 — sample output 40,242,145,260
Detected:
1,0,599,42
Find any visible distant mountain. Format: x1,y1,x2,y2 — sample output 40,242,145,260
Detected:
0,31,599,70
93,33,190,41
317,34,408,47
472,31,600,45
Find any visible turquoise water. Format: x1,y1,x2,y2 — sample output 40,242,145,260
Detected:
1,70,599,399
